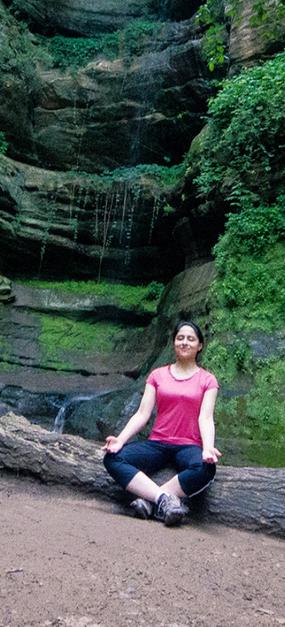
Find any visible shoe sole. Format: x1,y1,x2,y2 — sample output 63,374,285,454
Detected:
164,509,184,526
130,502,152,520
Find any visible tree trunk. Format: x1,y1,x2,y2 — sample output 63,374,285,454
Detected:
0,413,284,537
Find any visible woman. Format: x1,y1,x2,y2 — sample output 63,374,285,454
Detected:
103,320,221,526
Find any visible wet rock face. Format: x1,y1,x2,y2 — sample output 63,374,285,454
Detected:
32,35,211,173
0,2,214,281
3,0,202,36
0,281,156,423
3,0,157,35
0,18,211,172
0,156,183,280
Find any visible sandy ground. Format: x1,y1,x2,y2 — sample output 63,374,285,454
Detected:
0,473,284,627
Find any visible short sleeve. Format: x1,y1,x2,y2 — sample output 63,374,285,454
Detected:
146,370,158,389
204,372,219,391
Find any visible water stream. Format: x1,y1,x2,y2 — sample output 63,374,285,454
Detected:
52,394,96,434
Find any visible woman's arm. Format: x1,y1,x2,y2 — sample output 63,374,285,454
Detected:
198,388,222,463
102,383,156,453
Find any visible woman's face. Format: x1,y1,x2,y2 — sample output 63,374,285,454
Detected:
174,325,203,360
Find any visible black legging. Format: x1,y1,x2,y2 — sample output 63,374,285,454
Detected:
104,440,216,496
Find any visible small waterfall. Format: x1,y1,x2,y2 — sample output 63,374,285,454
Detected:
52,394,95,434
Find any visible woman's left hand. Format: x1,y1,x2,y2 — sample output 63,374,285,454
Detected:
202,447,222,463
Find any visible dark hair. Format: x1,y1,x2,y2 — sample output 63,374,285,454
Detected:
172,320,204,346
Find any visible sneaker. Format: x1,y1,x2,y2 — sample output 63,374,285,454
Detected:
130,498,153,520
154,493,185,526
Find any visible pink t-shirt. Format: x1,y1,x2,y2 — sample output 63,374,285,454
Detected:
146,365,219,447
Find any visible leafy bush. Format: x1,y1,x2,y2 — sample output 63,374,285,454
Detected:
196,0,285,70
197,55,285,450
46,34,119,68
144,281,164,301
195,52,285,205
45,20,161,69
214,199,285,268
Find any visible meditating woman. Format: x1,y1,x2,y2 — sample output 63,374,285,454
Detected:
103,320,221,526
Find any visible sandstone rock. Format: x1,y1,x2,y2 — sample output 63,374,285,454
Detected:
0,2,211,172
4,0,158,35
32,34,211,172
4,0,202,36
0,155,182,281
0,281,156,418
229,0,285,69
60,262,217,436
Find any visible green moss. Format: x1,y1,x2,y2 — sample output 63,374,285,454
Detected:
204,337,252,385
45,33,119,68
37,315,128,365
210,243,285,334
203,239,285,455
0,360,16,373
213,358,285,448
92,162,186,192
18,279,164,314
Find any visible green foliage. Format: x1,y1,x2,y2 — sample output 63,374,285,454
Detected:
66,162,186,196
0,132,8,155
204,337,252,384
246,358,285,441
214,202,285,268
198,57,285,452
196,0,285,70
45,20,162,70
195,53,285,205
121,19,160,56
213,358,285,449
211,243,285,332
0,5,47,80
144,281,164,301
100,162,187,191
46,34,119,68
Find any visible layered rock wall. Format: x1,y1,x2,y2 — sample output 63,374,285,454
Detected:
0,2,213,279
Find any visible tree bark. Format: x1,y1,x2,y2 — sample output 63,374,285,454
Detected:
0,413,284,537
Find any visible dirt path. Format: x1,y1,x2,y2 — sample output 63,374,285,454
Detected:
0,473,284,627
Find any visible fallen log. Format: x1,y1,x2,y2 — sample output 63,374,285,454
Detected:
0,413,284,537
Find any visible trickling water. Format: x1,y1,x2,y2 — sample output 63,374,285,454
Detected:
148,196,161,244
119,182,129,245
52,394,95,434
124,195,135,266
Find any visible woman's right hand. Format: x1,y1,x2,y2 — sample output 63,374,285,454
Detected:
102,435,124,454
